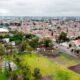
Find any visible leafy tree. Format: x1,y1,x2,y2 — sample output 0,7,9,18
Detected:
40,38,53,48
15,57,21,66
33,68,42,80
44,39,53,48
3,34,10,38
10,32,25,44
18,40,33,53
0,35,4,39
25,34,35,39
23,66,31,80
69,44,72,48
10,72,17,80
14,55,32,80
0,43,6,55
75,36,80,40
57,32,70,43
29,37,39,48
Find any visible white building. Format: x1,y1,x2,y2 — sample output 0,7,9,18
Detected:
0,28,9,34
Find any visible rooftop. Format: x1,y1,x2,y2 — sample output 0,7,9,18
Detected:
0,28,9,33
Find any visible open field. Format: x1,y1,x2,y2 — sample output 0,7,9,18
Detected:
51,53,80,67
0,71,8,80
0,53,80,80
20,54,80,80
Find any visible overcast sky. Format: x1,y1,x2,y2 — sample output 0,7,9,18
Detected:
0,0,80,16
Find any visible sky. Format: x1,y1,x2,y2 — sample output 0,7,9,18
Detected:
0,0,80,16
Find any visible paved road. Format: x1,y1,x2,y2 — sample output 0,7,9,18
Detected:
53,42,77,58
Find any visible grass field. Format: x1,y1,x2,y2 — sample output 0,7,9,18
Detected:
1,53,80,80
21,54,80,80
51,53,80,67
0,71,8,80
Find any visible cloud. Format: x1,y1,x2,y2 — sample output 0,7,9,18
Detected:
0,0,79,16
0,8,11,16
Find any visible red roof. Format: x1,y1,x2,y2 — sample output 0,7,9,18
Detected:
74,39,80,45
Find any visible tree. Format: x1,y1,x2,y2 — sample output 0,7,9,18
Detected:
69,44,72,48
0,35,4,39
15,57,21,66
10,32,25,44
75,36,80,40
14,56,31,80
0,43,6,55
23,66,31,80
33,68,42,80
10,72,17,80
40,38,53,48
75,49,80,54
18,40,33,53
57,32,70,43
44,39,53,48
29,37,39,49
25,34,35,39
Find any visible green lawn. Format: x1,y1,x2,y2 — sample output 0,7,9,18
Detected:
1,53,80,80
52,53,80,67
21,54,80,80
0,71,8,80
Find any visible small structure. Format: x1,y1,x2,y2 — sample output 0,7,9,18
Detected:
72,39,80,48
60,42,69,48
3,38,9,43
0,28,9,34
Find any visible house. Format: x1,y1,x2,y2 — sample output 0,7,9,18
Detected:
0,28,9,35
60,42,69,48
3,38,9,43
72,39,80,48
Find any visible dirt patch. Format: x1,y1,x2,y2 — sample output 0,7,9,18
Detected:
37,48,60,58
69,64,80,74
